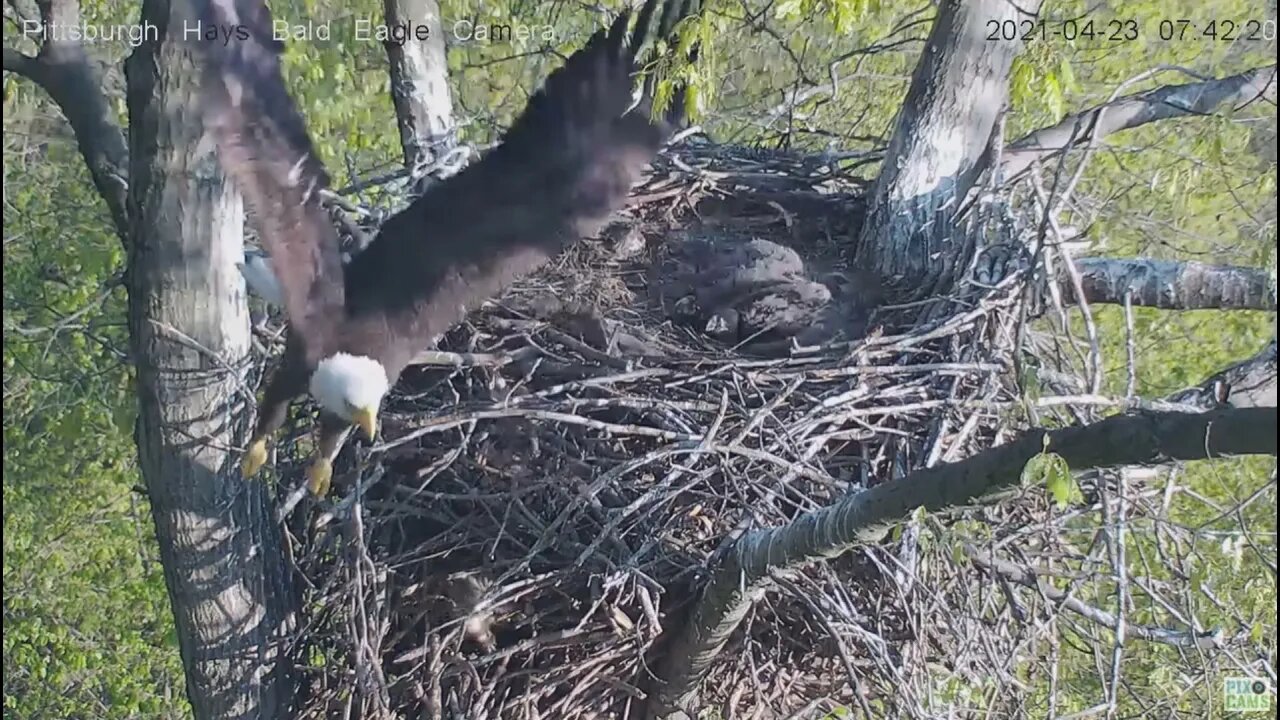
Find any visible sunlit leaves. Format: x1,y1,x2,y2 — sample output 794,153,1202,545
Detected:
650,21,709,124
773,0,806,22
4,62,184,719
774,0,882,32
1008,42,1072,128
1024,450,1078,509
1057,56,1079,95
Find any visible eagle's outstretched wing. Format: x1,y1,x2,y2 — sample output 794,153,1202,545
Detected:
190,0,346,364
340,0,700,356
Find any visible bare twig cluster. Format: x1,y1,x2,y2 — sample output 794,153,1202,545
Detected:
247,141,1275,719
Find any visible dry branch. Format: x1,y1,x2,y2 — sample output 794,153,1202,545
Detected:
647,407,1277,718
966,547,1227,649
1003,64,1277,179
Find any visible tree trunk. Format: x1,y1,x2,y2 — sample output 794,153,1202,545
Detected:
124,2,298,717
382,0,455,175
854,0,1043,302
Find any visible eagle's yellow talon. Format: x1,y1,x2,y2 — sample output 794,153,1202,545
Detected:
242,438,269,478
306,458,333,497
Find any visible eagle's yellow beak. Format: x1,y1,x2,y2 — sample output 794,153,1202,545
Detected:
352,406,378,441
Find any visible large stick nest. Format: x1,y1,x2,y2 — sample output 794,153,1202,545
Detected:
263,140,1076,719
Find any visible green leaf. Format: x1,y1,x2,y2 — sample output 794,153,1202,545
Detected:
1022,450,1076,508
911,505,928,524
774,0,805,21
1058,57,1080,94
683,82,702,122
1044,74,1063,120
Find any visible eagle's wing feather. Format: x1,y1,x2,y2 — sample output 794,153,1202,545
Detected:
192,0,346,363
341,0,699,369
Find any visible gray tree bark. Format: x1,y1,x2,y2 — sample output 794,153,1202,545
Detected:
853,0,1044,302
382,0,456,176
124,3,299,716
1071,257,1277,311
5,0,300,716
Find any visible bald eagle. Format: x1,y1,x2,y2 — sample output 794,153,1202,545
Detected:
191,0,700,496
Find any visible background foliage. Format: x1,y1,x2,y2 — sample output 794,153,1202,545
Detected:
3,0,1274,716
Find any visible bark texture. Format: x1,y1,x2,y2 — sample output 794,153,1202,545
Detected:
123,4,299,716
382,0,455,174
1167,340,1278,411
853,0,1043,302
124,4,299,715
1072,257,1277,311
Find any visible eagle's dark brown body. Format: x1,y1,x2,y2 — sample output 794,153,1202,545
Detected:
188,0,700,491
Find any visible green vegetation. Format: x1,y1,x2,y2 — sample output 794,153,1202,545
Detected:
3,113,182,717
3,0,1274,717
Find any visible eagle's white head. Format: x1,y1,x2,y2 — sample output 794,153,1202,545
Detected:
310,353,390,440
